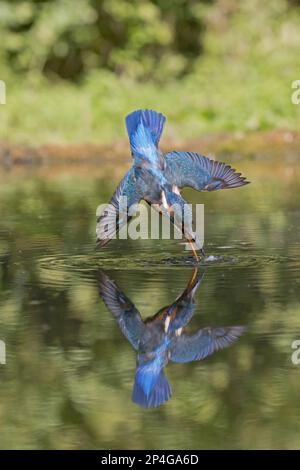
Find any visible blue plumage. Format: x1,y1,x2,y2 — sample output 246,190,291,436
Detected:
135,362,161,397
165,151,249,191
130,122,158,161
97,109,250,256
125,109,166,147
125,109,166,166
132,370,172,409
98,269,246,409
169,325,246,363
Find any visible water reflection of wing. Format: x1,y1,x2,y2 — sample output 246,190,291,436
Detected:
170,326,246,363
98,272,145,350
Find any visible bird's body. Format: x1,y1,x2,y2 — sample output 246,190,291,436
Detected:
96,109,249,257
98,269,246,408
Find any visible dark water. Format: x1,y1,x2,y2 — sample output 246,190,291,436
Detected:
0,158,300,449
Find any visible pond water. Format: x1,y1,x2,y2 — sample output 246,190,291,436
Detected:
0,155,300,449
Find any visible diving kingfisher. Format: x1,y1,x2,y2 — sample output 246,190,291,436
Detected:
96,109,249,259
98,269,246,408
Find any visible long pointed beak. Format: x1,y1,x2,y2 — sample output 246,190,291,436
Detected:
187,239,199,261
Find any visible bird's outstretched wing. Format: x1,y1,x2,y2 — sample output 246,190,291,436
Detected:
96,168,143,248
170,326,246,363
165,151,249,191
98,272,145,350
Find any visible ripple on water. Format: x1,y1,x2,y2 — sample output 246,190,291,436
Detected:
36,248,296,288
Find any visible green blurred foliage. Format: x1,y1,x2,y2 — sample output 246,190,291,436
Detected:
0,0,210,80
0,0,300,143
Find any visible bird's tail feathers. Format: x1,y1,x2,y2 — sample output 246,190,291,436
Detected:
132,368,172,408
125,109,166,148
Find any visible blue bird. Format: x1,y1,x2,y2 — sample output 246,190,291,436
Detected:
96,109,250,259
98,269,246,409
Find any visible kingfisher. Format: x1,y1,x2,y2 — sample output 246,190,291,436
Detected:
96,109,250,259
98,269,246,408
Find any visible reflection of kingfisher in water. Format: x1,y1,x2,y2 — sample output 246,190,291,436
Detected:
98,269,246,408
96,109,249,260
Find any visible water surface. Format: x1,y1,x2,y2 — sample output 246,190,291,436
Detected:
0,157,300,449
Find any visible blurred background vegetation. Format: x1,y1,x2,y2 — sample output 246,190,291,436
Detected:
1,2,300,449
0,0,300,144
